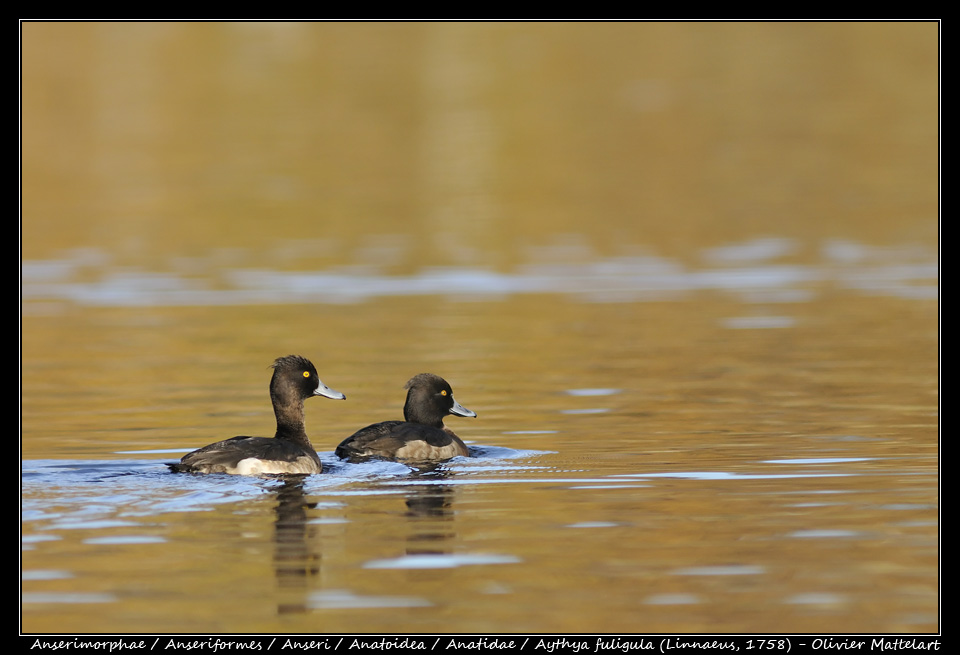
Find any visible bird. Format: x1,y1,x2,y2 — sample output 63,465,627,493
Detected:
169,355,345,475
335,373,476,462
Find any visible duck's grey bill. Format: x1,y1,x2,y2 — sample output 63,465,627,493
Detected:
315,383,346,400
450,399,477,418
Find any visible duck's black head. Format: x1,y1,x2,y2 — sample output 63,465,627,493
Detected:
402,373,476,428
270,355,346,403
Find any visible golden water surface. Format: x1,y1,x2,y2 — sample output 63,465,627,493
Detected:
21,21,938,635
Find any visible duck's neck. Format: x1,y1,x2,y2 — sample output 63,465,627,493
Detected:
273,394,312,445
403,399,444,428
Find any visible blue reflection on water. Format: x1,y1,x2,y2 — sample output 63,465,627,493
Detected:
21,237,937,307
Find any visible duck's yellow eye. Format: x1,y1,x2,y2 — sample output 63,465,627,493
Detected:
303,371,311,378
440,389,448,396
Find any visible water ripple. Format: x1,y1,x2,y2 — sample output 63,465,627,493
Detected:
21,238,937,307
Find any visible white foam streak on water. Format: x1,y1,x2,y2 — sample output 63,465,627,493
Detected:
363,553,522,569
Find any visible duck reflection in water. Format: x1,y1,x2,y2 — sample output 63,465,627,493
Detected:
272,475,320,615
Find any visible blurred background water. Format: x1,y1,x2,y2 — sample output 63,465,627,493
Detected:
20,21,938,634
